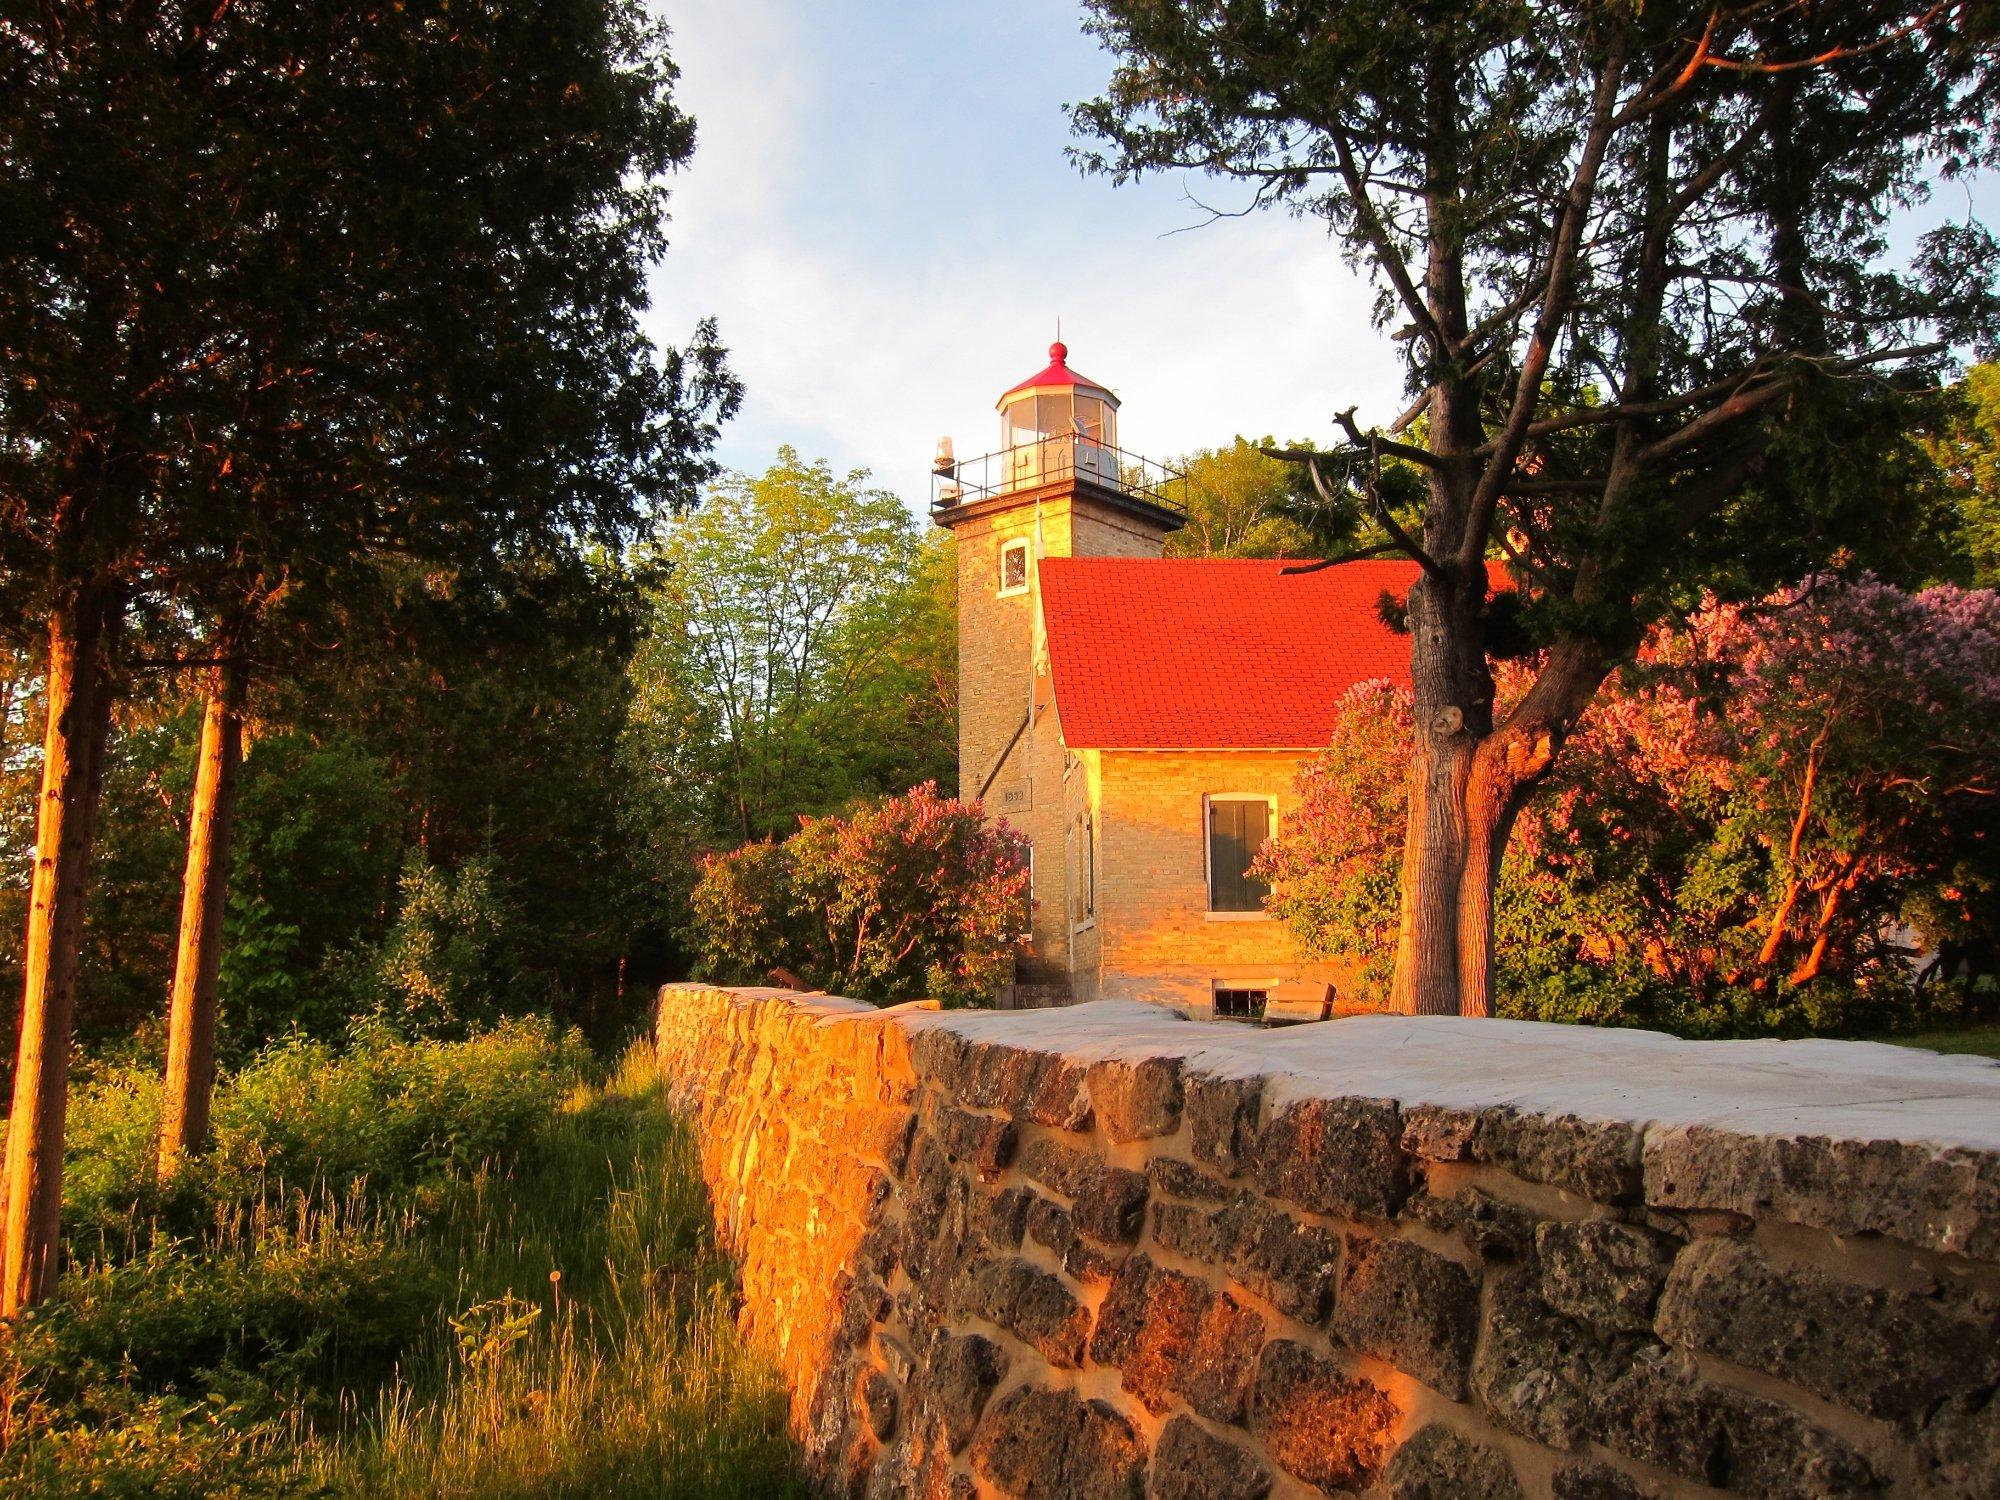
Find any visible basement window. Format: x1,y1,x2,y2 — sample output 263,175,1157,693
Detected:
999,539,1030,596
1206,795,1273,913
1213,987,1268,1022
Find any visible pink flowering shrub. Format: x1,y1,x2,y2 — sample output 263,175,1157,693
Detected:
1254,680,1410,1004
689,782,1030,1007
1262,578,2000,1034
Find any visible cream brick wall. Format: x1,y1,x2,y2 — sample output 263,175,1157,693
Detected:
940,482,1174,981
1088,748,1360,1016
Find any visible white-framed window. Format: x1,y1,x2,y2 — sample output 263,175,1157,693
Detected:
1082,811,1096,918
998,538,1030,596
1070,810,1095,930
1205,794,1274,915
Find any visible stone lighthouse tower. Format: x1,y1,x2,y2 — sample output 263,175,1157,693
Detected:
930,343,1183,989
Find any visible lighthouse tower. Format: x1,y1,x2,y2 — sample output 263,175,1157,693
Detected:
930,343,1183,989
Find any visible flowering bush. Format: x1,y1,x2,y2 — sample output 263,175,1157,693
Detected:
1254,680,1411,1004
688,782,1030,1007
1260,578,2000,1035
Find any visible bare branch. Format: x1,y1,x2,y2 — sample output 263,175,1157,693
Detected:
1329,128,1447,354
1462,30,1629,570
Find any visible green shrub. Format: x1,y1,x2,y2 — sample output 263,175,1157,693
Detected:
55,1017,589,1250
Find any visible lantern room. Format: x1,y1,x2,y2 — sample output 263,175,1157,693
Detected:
996,341,1120,492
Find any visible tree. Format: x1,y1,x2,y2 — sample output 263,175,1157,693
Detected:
1077,0,2000,1016
631,450,954,844
1925,363,2000,586
1163,438,1319,558
1254,680,1414,1003
0,2,736,1308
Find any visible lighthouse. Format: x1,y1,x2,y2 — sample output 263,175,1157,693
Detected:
930,344,1184,992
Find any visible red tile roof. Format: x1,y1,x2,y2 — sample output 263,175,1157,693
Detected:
1037,557,1428,750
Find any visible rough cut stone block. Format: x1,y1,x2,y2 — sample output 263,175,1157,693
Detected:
1177,1289,1266,1424
1087,1253,1211,1414
1256,1095,1410,1219
953,1257,1090,1369
1250,1338,1398,1493
1024,1194,1121,1284
1403,1186,1540,1261
1328,1234,1479,1399
1405,1104,1642,1202
1018,1137,1148,1245
1151,1415,1273,1500
970,1386,1146,1500
1644,1124,2000,1259
853,1104,919,1174
923,1331,1007,1453
910,1028,970,1089
959,1043,1095,1131
1382,1423,1524,1499
1551,1461,1657,1499
858,1367,898,1441
1471,1267,1627,1450
1085,1055,1184,1142
1654,1235,1999,1424
1153,1195,1342,1322
972,1183,1033,1252
1592,1350,1877,1499
1920,1386,2000,1499
937,1105,1018,1181
1535,1219,1676,1335
1146,1155,1234,1204
1186,1072,1263,1175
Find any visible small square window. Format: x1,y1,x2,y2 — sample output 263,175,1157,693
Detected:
1214,988,1268,1021
999,539,1029,595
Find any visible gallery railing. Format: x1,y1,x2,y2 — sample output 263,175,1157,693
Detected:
930,435,1187,515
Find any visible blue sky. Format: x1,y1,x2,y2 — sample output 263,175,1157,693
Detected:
644,1,1995,515
644,0,1406,511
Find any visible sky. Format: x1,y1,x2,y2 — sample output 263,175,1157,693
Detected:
643,0,1996,517
643,0,1407,514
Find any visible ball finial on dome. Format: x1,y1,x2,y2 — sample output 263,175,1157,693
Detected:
1049,340,1068,364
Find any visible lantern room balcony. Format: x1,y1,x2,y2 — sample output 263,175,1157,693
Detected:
930,434,1187,520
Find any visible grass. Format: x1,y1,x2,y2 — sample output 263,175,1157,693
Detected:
1875,1024,2000,1060
326,1043,809,1499
1,1029,810,1498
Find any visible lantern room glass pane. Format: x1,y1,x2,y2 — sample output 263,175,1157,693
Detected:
1073,396,1107,445
1001,397,1040,448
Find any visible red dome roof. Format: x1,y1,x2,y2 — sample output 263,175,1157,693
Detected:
998,341,1119,407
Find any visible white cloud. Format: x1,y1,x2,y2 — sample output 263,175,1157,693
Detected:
645,0,1406,511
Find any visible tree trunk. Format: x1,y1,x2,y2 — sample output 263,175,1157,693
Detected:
2,589,118,1316
156,660,248,1178
1389,562,1494,1016
1392,723,1530,1018
1391,601,1600,1017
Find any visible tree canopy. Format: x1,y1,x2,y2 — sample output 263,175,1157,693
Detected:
1078,0,2000,1015
628,450,956,846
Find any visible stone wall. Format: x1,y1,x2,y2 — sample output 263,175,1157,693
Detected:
653,985,2000,1498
